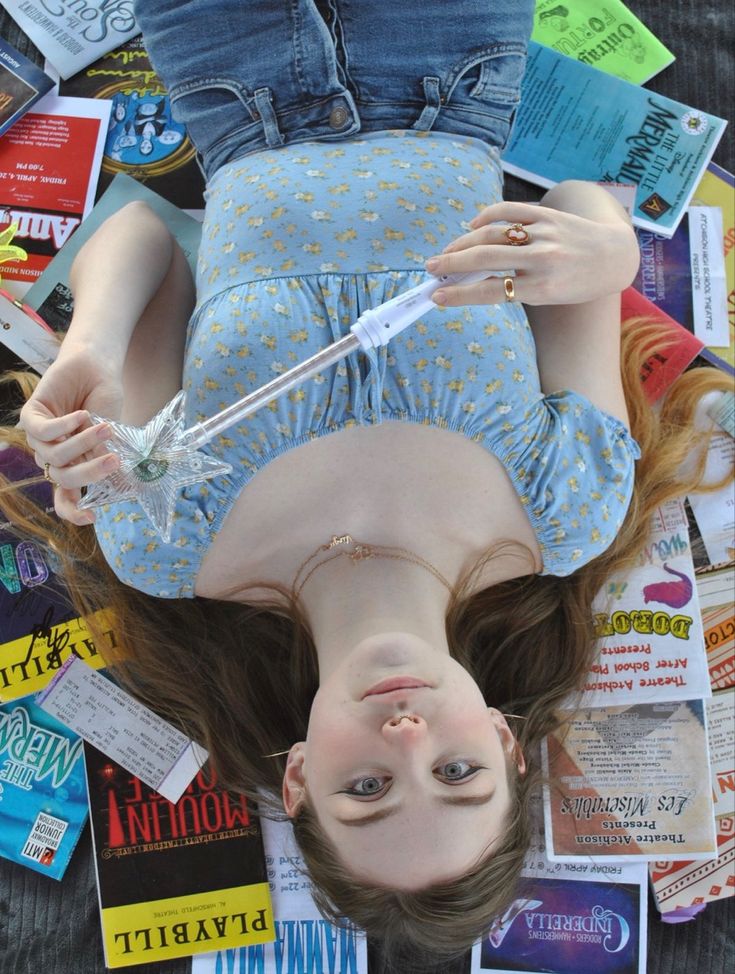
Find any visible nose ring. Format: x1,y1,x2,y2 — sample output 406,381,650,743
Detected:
389,714,420,727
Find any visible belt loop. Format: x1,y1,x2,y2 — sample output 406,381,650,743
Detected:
253,87,284,147
412,76,442,132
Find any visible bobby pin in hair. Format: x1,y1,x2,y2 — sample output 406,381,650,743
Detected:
262,749,291,758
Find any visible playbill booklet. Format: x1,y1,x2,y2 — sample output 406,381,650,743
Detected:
0,37,54,137
85,745,274,969
2,1,140,81
501,42,726,237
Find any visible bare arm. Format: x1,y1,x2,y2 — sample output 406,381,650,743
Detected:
422,180,640,424
19,201,195,523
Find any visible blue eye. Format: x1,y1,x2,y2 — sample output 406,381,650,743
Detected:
437,760,484,781
342,775,390,797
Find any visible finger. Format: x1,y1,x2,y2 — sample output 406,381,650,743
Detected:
431,274,522,308
426,243,531,279
46,452,120,491
54,486,97,526
27,423,111,468
19,406,89,443
441,222,524,255
468,201,543,229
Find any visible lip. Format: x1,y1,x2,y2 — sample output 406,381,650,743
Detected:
362,676,432,699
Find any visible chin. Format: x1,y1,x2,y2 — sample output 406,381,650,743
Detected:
352,632,435,668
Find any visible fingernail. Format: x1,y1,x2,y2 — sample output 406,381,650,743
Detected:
95,424,110,438
103,454,119,471
425,257,440,271
432,290,446,305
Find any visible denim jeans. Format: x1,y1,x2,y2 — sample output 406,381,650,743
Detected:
133,0,535,180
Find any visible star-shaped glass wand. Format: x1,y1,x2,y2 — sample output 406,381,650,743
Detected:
77,269,491,541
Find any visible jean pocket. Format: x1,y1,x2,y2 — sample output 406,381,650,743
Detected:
446,46,528,119
168,78,257,174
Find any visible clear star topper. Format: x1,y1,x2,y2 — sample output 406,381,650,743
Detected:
76,267,490,541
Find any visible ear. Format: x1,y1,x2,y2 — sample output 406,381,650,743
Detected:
488,708,527,777
282,742,307,819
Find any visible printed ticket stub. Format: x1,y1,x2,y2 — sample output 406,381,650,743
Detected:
36,656,208,803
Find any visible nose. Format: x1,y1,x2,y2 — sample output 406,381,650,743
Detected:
382,713,426,742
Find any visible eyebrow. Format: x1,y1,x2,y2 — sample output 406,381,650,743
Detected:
335,789,496,827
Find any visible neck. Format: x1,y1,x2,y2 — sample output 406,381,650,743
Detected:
295,541,456,682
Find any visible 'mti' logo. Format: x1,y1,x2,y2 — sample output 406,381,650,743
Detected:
640,193,672,220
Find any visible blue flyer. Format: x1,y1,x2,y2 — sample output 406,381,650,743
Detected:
502,42,727,237
0,693,87,880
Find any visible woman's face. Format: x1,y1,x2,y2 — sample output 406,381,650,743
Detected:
282,633,523,890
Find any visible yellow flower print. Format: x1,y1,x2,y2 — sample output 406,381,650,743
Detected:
448,378,464,393
601,447,613,462
485,380,504,396
502,347,517,360
462,402,476,414
590,528,601,543
360,210,380,222
445,319,463,333
378,180,399,190
260,335,277,350
484,323,499,337
575,430,591,445
466,342,484,357
554,527,566,542
295,191,315,203
384,228,405,240
281,258,296,272
397,197,417,212
239,251,256,263
303,242,322,255
567,477,579,493
496,402,512,415
271,206,286,219
512,370,525,383
447,199,464,211
311,209,332,221
247,216,264,228
336,228,357,242
235,204,250,216
272,240,287,253
274,302,290,316
204,378,220,391
254,265,274,276
288,388,306,403
306,169,327,178
424,203,439,214
208,268,220,285
570,549,583,561
222,241,234,254
424,232,438,246
215,341,230,357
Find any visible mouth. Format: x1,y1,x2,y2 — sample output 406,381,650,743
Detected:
362,676,432,699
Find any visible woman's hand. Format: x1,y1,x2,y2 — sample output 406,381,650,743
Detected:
425,194,640,308
18,344,124,525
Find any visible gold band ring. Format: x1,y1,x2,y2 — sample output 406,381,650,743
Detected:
504,223,531,246
43,462,53,482
503,277,516,302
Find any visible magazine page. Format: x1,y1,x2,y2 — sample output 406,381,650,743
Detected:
532,0,674,84
620,287,703,404
542,700,717,862
501,42,727,237
0,289,60,372
0,691,87,880
45,34,206,211
578,498,711,708
649,688,735,912
0,94,110,295
25,172,202,333
696,562,735,691
2,1,140,81
192,815,368,974
691,162,735,372
687,431,735,566
470,800,647,974
0,37,54,137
